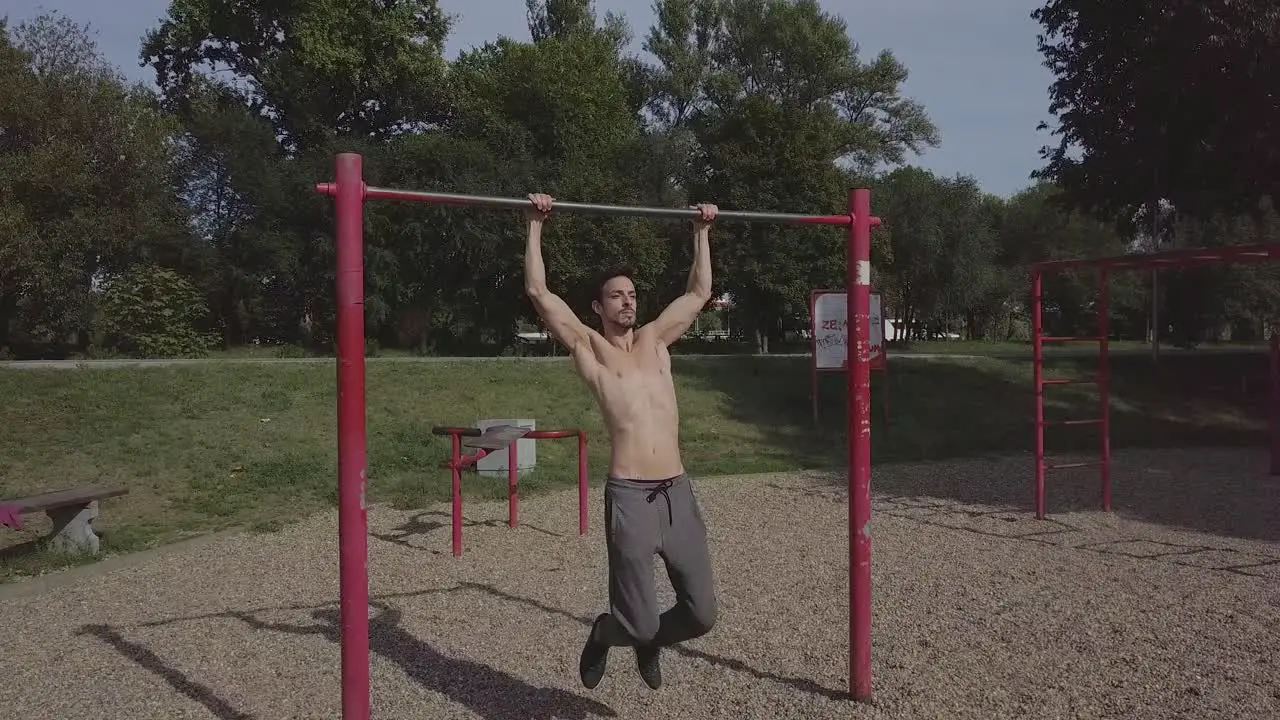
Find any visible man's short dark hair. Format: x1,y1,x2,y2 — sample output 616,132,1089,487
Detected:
595,266,637,301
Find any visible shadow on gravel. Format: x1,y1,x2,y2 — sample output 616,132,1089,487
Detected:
87,595,615,720
78,624,253,720
231,603,616,720
455,581,850,702
369,510,563,553
124,580,846,705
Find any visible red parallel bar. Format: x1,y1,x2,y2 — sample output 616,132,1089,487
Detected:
1269,334,1279,476
451,432,463,557
508,442,518,529
1041,418,1103,426
1046,460,1105,470
430,426,588,552
1032,270,1047,519
1098,269,1113,510
333,153,371,720
1041,336,1103,343
578,432,589,536
847,187,875,703
1042,378,1097,386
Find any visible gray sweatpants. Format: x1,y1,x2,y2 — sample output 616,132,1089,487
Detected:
595,474,718,648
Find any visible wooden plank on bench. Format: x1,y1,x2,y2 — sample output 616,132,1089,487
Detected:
462,424,531,451
0,485,130,555
6,485,129,514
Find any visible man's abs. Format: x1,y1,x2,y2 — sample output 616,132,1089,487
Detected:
593,377,683,480
605,420,683,480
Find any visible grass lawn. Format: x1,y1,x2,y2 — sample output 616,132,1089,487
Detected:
1,349,1273,580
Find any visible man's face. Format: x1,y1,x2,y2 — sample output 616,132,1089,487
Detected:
593,275,637,329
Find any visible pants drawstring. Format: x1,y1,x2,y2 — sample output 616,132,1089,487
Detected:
645,479,675,525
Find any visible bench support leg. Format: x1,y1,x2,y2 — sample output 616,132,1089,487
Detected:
47,501,101,554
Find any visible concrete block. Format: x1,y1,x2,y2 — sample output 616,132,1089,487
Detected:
475,418,536,478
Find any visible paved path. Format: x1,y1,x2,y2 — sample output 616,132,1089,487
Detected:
0,345,1261,370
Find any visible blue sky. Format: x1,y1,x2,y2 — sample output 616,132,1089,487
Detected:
7,0,1056,197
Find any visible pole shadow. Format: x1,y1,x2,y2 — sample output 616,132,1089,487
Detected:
229,603,617,720
77,624,254,720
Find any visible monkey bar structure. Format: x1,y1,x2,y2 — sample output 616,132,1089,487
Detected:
314,152,882,720
1031,242,1280,520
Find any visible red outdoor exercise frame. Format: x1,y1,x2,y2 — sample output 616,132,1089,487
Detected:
1031,242,1280,520
315,152,881,719
430,425,588,557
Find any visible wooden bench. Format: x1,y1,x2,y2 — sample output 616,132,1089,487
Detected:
0,485,129,555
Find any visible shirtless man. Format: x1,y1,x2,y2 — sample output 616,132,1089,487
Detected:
523,193,719,691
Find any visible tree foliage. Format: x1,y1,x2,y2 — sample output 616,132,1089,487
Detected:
1,1,1277,359
1032,0,1280,220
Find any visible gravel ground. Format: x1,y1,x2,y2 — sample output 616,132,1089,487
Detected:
1,447,1278,720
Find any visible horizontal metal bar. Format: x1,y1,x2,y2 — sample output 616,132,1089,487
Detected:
1040,418,1103,427
1045,460,1104,470
1040,336,1102,343
1042,378,1097,386
315,183,865,226
1034,242,1280,271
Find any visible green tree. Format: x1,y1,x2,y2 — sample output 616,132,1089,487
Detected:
643,0,939,351
873,167,1000,340
1033,0,1280,221
0,12,194,357
95,263,214,357
142,0,454,152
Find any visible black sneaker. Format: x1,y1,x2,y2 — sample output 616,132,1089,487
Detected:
579,614,610,689
636,644,662,689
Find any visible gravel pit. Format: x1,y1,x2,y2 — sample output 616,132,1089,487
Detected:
1,447,1277,720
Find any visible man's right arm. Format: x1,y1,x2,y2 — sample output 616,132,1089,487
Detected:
524,194,592,353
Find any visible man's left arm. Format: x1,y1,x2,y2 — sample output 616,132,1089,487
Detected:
646,204,717,346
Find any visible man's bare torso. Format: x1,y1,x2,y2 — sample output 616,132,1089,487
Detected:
574,328,683,481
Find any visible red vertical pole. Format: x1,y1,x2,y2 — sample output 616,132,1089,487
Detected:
811,292,820,425
451,432,463,557
1032,270,1047,519
1098,269,1112,510
508,441,519,528
847,188,873,703
1270,334,1279,475
578,432,589,535
334,153,370,720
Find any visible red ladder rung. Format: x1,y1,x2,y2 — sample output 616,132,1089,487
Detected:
1040,336,1103,343
1042,377,1097,386
1045,460,1105,471
1041,418,1103,427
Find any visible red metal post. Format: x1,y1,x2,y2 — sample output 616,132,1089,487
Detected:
334,152,371,720
1032,270,1047,519
847,188,873,702
1097,270,1113,510
1270,334,1279,475
578,432,589,535
508,441,519,528
810,291,820,425
451,432,463,557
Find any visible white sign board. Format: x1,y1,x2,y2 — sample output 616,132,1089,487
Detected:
812,292,884,370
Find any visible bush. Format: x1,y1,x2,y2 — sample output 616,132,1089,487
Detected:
95,264,215,358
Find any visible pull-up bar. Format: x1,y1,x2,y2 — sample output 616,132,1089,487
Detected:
315,182,872,227
315,152,879,720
